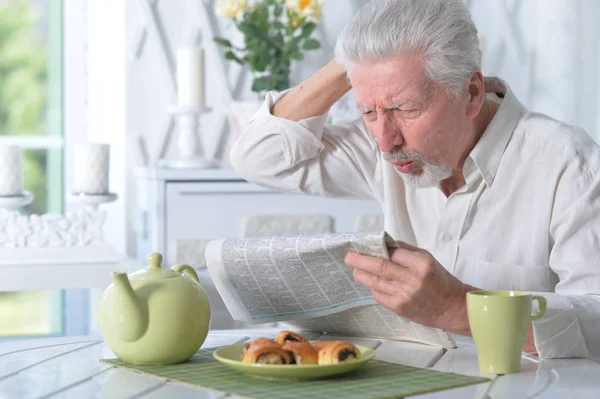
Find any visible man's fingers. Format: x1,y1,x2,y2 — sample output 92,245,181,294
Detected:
352,269,397,296
389,247,428,269
390,241,429,268
345,251,406,280
394,240,422,252
371,289,403,314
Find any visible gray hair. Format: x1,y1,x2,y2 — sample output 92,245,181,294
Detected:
334,0,481,97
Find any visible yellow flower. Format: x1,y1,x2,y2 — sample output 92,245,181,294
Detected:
286,0,324,23
215,0,248,19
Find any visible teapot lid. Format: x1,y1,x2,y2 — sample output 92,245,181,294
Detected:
128,252,181,281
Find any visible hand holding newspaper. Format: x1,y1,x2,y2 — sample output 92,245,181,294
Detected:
205,231,456,349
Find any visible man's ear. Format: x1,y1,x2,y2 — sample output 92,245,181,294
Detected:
466,70,485,119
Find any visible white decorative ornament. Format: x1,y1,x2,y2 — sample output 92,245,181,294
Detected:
0,207,107,248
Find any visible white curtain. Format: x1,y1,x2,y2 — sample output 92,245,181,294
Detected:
531,0,600,141
471,0,600,142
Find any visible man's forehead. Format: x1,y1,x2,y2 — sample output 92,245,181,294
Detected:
353,79,434,109
349,58,434,108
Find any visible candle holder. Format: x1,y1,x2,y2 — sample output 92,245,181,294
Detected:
157,105,219,169
0,191,34,210
67,192,118,210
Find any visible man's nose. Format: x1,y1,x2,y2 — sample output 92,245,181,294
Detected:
373,116,403,153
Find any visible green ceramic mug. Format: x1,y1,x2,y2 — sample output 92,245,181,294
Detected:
466,290,547,374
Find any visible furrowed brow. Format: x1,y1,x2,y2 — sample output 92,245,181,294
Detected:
384,100,415,110
357,97,425,113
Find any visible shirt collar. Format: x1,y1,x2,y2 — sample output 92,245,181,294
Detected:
468,77,526,186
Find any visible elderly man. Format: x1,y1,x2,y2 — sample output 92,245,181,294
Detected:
230,0,600,359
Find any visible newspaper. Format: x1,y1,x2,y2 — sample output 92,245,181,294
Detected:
205,231,456,349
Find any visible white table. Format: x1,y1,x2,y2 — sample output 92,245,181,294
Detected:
0,328,598,399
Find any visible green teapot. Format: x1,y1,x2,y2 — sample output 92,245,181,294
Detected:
97,252,211,365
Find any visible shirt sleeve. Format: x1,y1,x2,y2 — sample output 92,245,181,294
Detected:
533,141,600,359
229,89,382,200
531,293,598,359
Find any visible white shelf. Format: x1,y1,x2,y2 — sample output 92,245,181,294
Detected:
0,245,144,291
135,167,245,182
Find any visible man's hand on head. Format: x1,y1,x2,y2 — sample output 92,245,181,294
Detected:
344,241,473,335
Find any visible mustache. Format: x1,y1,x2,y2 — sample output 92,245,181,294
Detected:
382,147,427,163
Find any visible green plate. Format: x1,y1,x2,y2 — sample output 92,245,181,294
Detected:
213,343,376,380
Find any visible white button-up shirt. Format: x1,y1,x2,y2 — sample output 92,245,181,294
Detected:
230,78,600,359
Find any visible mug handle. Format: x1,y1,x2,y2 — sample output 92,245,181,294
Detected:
531,295,547,320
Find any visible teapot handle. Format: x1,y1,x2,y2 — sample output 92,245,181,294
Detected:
171,264,200,283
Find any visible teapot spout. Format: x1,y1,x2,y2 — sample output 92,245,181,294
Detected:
111,272,148,342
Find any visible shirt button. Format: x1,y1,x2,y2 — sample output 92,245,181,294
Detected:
442,233,453,243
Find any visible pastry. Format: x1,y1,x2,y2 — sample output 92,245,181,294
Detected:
242,343,294,364
310,340,337,352
317,341,361,364
282,341,318,365
273,330,309,345
240,337,276,359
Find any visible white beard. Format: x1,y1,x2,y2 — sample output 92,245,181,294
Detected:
383,149,452,188
396,162,453,188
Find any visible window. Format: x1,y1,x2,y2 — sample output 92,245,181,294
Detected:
0,0,64,338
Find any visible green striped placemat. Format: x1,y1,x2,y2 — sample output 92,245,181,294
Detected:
101,347,489,399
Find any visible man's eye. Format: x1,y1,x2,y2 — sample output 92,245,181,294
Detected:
398,109,421,118
362,110,374,116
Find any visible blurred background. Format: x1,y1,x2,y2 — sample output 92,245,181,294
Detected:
0,0,598,340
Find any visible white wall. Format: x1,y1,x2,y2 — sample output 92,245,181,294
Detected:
80,0,600,257
85,0,127,255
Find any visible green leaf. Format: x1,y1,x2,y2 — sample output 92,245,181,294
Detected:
213,37,233,48
301,22,316,38
291,51,304,60
224,50,243,65
249,52,267,72
252,76,275,92
302,38,320,50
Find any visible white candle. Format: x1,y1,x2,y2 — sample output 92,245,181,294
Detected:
73,143,110,194
176,46,205,108
0,145,24,196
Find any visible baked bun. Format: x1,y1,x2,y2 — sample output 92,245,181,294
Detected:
241,337,276,359
242,344,294,364
317,341,361,365
282,341,318,365
273,330,309,345
310,340,337,352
